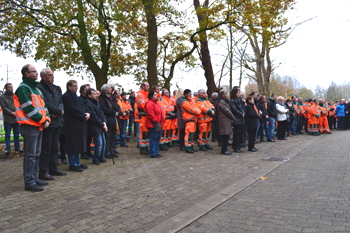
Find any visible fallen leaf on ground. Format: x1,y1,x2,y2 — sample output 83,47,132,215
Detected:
260,177,267,180
254,167,258,169
190,167,194,169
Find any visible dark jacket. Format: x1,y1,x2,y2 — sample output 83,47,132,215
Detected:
99,93,120,127
0,91,16,124
128,96,136,116
217,98,235,135
210,98,219,122
256,100,268,121
245,102,260,128
267,98,277,118
84,98,107,136
229,97,245,125
37,79,64,128
62,90,87,156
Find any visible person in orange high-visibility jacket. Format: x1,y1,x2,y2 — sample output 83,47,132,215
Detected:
136,82,150,155
118,92,133,147
195,89,215,151
305,99,319,135
318,99,331,134
15,64,51,192
160,89,176,150
170,90,179,146
327,100,336,130
181,89,201,153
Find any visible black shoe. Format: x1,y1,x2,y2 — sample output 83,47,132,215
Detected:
192,149,198,152
114,150,120,154
61,159,67,164
248,148,258,152
105,154,113,158
87,153,93,158
205,146,214,150
199,147,208,151
150,155,160,158
267,139,275,142
25,185,44,192
120,144,129,147
39,173,55,180
227,142,232,146
99,158,107,162
326,132,332,134
36,180,48,186
239,144,246,148
49,170,67,176
141,151,150,155
255,140,261,144
221,151,232,155
260,139,265,142
234,149,243,153
282,138,288,140
92,160,100,165
4,150,10,155
15,149,24,153
156,154,163,157
180,147,185,151
186,150,194,154
253,148,259,151
69,165,83,172
79,164,88,169
81,155,89,160
112,154,119,158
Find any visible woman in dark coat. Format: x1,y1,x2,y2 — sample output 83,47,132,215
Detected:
217,89,235,155
175,88,185,150
84,89,108,165
245,96,261,152
99,84,121,158
229,88,245,153
62,80,89,172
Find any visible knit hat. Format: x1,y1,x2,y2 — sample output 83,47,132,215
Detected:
184,89,191,95
121,92,126,97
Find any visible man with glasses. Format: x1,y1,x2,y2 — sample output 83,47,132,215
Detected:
14,64,51,192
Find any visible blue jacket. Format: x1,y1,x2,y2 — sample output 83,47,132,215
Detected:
336,103,345,117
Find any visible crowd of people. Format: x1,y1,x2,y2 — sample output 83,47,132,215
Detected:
0,64,347,192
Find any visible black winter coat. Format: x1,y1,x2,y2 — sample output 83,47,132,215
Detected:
245,103,260,128
128,96,136,116
84,98,107,137
256,100,268,121
62,90,87,156
37,80,64,128
99,93,120,127
229,97,245,125
267,98,277,118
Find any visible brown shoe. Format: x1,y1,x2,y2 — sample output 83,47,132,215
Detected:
49,170,67,176
39,173,55,180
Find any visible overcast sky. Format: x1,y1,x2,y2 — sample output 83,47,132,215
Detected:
0,0,349,93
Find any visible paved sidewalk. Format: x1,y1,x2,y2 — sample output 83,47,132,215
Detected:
0,131,342,232
180,130,350,232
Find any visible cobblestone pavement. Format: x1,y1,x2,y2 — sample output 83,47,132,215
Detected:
0,131,341,233
180,130,350,233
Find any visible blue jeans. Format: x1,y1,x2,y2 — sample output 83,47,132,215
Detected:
267,117,276,140
68,155,80,166
93,133,106,161
149,127,161,156
292,116,298,134
20,124,42,187
120,119,127,145
258,120,267,140
4,122,20,151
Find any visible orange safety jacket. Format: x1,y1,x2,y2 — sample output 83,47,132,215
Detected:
181,96,201,122
162,96,175,119
195,97,215,123
14,84,50,130
119,99,132,120
319,104,328,116
136,90,149,117
328,104,336,116
303,103,312,119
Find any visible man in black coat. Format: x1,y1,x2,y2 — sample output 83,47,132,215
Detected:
256,95,269,142
79,84,93,159
62,80,90,172
266,94,277,142
37,68,66,179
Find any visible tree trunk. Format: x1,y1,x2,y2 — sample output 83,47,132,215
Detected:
143,0,158,88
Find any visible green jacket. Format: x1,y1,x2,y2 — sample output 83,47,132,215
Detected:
15,77,50,124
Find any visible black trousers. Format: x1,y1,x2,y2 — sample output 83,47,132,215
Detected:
232,124,244,151
328,116,336,129
247,127,257,150
179,128,185,148
105,124,116,155
211,120,219,142
39,127,60,174
277,120,288,139
221,135,229,153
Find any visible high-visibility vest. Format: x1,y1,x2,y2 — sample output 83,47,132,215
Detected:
328,104,335,116
14,84,50,130
196,98,214,123
119,99,132,120
181,97,201,122
319,105,328,116
136,90,148,117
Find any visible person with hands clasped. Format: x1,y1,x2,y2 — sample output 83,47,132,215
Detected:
244,96,261,152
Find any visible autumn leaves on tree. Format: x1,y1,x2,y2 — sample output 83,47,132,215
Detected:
0,0,295,93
